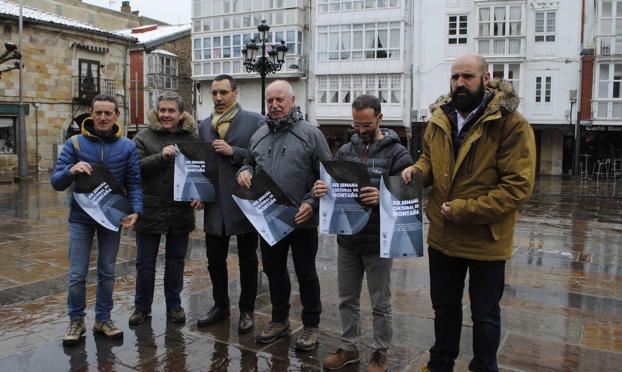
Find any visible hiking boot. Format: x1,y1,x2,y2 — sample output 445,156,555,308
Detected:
295,327,319,351
367,351,388,372
93,319,123,340
255,320,290,344
167,307,186,323
62,317,86,346
128,310,150,326
323,348,360,370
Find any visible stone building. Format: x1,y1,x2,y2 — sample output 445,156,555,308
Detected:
117,24,193,137
0,0,136,173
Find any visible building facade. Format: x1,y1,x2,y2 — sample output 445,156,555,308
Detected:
191,0,307,122
0,1,135,173
118,24,193,137
412,0,582,176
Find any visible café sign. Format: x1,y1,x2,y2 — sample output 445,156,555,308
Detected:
586,125,622,132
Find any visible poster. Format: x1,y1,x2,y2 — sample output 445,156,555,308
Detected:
379,174,424,258
319,160,371,235
173,143,217,202
232,170,298,246
73,163,133,232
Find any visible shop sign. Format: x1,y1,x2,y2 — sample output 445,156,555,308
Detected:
585,125,622,132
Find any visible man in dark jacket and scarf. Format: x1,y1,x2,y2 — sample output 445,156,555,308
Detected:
402,53,536,372
129,92,203,326
314,95,412,372
52,94,143,346
196,74,263,333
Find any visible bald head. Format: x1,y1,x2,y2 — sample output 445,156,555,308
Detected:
266,80,296,120
452,53,488,75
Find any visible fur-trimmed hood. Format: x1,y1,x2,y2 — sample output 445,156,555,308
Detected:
429,78,520,117
146,108,197,133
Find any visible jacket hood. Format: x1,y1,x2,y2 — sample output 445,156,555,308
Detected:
146,109,197,133
350,128,401,148
429,78,520,118
80,117,122,139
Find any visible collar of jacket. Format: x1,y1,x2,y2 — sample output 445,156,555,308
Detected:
80,117,121,142
428,78,519,135
146,109,197,133
265,108,298,132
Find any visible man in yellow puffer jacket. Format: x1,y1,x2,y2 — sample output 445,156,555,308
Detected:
402,53,536,372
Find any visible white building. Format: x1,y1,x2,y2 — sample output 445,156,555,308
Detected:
191,0,307,121
412,0,582,175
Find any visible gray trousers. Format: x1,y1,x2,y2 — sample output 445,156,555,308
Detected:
338,245,393,353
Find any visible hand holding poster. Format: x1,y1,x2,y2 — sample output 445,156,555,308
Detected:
232,170,298,246
174,143,217,202
379,174,424,258
73,163,133,232
319,160,371,235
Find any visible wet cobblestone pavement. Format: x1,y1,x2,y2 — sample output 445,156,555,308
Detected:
0,175,621,371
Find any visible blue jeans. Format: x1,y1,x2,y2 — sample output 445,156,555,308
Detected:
134,232,189,312
67,222,121,322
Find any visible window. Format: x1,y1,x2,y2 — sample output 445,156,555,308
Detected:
0,117,15,154
318,0,400,13
147,54,178,90
535,11,555,42
535,76,551,103
597,63,622,98
316,74,402,105
317,22,400,62
55,5,62,16
87,15,95,26
490,63,521,95
78,59,100,101
600,0,622,35
448,15,467,45
477,4,523,56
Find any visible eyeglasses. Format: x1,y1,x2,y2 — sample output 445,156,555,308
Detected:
351,122,376,129
211,89,233,96
450,73,479,81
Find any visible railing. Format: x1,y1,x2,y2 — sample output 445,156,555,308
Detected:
72,77,117,103
597,36,622,56
592,99,622,119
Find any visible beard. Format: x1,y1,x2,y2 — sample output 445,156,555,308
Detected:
451,77,485,113
358,132,373,144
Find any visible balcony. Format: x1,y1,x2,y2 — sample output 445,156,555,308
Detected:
592,99,622,120
597,36,622,57
72,77,116,104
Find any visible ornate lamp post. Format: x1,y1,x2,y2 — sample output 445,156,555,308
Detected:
242,20,288,115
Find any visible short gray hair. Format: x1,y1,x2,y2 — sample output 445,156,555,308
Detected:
157,92,184,112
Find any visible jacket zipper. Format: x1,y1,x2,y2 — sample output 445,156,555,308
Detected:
467,140,479,175
363,144,369,163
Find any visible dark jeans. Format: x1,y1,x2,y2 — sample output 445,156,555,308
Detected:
427,246,506,372
205,231,259,312
134,231,189,312
260,228,321,327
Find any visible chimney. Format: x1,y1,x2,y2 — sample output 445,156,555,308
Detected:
121,1,131,14
132,11,139,16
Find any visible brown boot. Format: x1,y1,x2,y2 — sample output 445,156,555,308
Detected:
255,320,290,344
323,348,360,370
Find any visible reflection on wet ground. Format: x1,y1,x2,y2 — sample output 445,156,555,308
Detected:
0,175,621,371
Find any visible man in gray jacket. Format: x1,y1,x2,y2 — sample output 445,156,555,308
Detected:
197,75,263,333
237,80,332,351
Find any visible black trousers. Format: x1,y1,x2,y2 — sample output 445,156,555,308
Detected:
205,231,259,312
427,246,506,372
260,228,321,327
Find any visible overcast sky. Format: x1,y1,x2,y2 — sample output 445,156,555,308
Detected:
83,0,191,25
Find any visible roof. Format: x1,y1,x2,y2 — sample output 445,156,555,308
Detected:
0,0,136,42
118,24,191,48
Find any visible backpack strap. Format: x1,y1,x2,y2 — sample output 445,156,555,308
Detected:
71,135,80,152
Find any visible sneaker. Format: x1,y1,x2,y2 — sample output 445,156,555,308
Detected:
255,320,290,344
295,327,319,351
128,310,150,326
93,319,123,340
323,348,360,370
62,317,86,346
367,351,388,372
167,307,186,323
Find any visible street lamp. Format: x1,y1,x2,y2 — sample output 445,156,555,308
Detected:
242,20,288,115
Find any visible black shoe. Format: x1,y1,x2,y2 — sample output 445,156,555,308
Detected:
197,306,230,327
238,311,254,334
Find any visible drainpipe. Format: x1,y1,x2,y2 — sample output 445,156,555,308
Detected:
123,40,130,135
34,102,39,173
